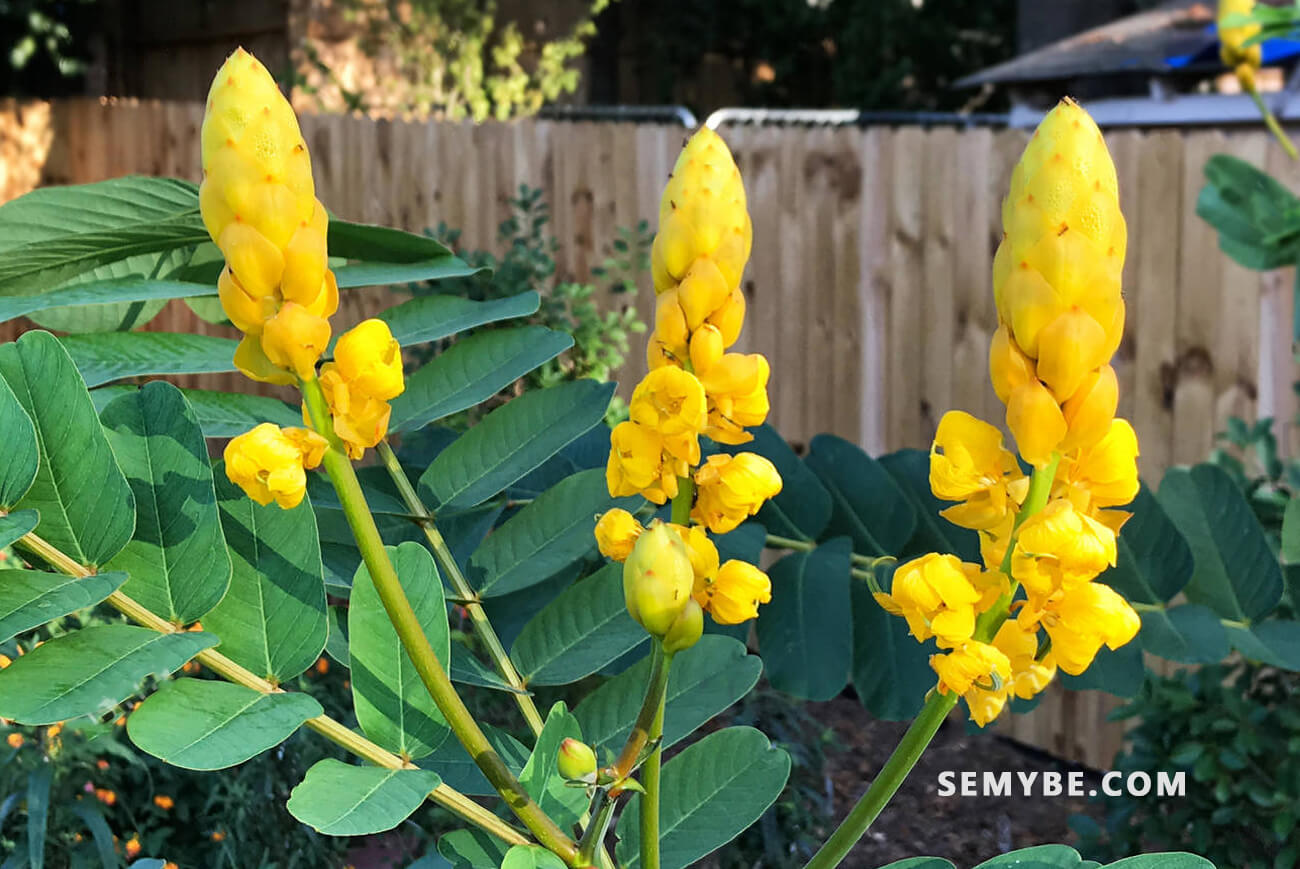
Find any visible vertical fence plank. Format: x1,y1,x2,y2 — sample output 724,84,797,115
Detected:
887,126,926,451
858,126,892,454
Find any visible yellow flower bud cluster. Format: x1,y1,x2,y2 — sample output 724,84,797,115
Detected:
200,48,338,384
1219,0,1261,92
307,319,406,459
876,100,1142,728
223,423,328,509
601,128,782,633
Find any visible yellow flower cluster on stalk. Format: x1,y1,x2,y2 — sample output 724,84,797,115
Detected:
1219,0,1262,93
876,99,1142,727
597,128,782,636
201,48,406,506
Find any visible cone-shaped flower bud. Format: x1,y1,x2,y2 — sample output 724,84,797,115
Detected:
662,598,704,654
556,738,598,785
623,521,695,637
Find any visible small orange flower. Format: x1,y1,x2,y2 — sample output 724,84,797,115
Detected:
96,759,110,770
211,831,226,842
164,863,179,869
125,836,142,859
182,661,200,674
315,657,329,675
6,733,22,749
154,795,175,810
95,788,117,806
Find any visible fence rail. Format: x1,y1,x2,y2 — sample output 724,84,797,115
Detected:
2,96,1294,769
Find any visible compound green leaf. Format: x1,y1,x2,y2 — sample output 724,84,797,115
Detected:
0,510,38,550
1059,641,1144,697
851,575,931,720
419,379,614,509
101,382,232,623
1158,464,1282,621
0,277,213,325
574,634,761,754
1198,154,1300,272
378,291,539,348
0,331,135,566
511,563,643,686
61,332,240,388
450,641,522,694
92,385,301,438
390,325,572,432
287,759,440,836
206,466,328,682
805,434,915,555
518,702,586,830
730,424,830,541
0,569,126,643
756,537,853,701
327,220,473,290
1225,619,1300,669
880,448,980,562
1137,604,1230,664
1101,485,1193,606
128,678,321,770
470,468,639,598
349,542,451,759
0,625,216,724
0,375,37,509
615,726,791,869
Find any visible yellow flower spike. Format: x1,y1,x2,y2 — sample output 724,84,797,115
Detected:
1219,0,1262,72
698,559,771,625
1059,364,1119,453
1033,582,1140,676
1005,380,1067,468
260,302,331,380
1011,499,1117,598
676,258,732,329
1060,418,1140,512
988,324,1036,404
662,598,705,654
594,508,644,562
629,366,708,466
224,423,313,509
875,553,983,648
623,521,695,637
652,289,691,359
689,324,725,375
607,421,674,504
218,221,286,300
929,410,1024,531
335,319,405,401
1034,308,1109,401
217,268,269,335
280,206,330,306
233,335,297,385
301,269,341,322
992,621,1057,700
692,452,782,534
707,287,747,347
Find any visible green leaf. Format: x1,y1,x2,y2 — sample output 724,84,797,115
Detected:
390,326,573,432
876,861,955,869
92,385,301,438
1059,641,1144,698
349,542,451,759
0,625,216,724
128,678,322,770
1137,604,1230,664
804,434,915,555
470,469,639,598
450,640,524,694
973,845,1084,867
518,702,586,830
851,576,931,720
0,510,39,550
511,563,643,686
286,759,440,836
501,846,567,869
615,726,791,869
730,424,830,541
1283,496,1300,566
25,247,197,334
101,382,232,623
61,332,240,388
880,449,980,562
757,537,853,700
0,177,206,296
1100,484,1194,606
1226,619,1300,669
1104,856,1215,869
26,766,50,869
419,380,615,509
438,829,509,869
574,634,761,754
0,331,136,566
206,465,328,682
68,803,117,869
417,722,529,797
1198,154,1300,272
1158,464,1283,621
327,220,475,289
0,569,126,643
0,375,37,510
0,278,214,325
379,291,540,347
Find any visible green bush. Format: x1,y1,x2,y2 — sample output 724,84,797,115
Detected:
1074,662,1300,869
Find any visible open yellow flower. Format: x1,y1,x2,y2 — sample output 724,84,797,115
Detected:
698,353,771,444
692,452,782,533
629,366,708,466
224,423,326,509
1019,581,1140,676
334,319,405,401
875,553,983,648
260,302,331,380
315,367,392,459
696,559,772,625
930,410,1025,530
606,421,677,504
1011,499,1117,598
992,620,1056,700
1058,418,1140,513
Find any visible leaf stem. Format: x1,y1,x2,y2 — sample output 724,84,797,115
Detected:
376,439,545,737
1248,85,1299,161
13,529,527,847
301,380,578,865
803,690,958,869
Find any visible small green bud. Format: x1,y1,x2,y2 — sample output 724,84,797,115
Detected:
662,598,703,655
623,521,694,637
556,738,598,784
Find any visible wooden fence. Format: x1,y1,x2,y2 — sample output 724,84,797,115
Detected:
3,97,1297,768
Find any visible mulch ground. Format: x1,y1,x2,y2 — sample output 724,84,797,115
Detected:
813,695,1106,868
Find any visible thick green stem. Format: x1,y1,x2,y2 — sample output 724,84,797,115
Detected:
376,440,545,737
804,690,958,869
610,643,671,777
576,789,617,866
302,381,578,864
641,681,667,869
